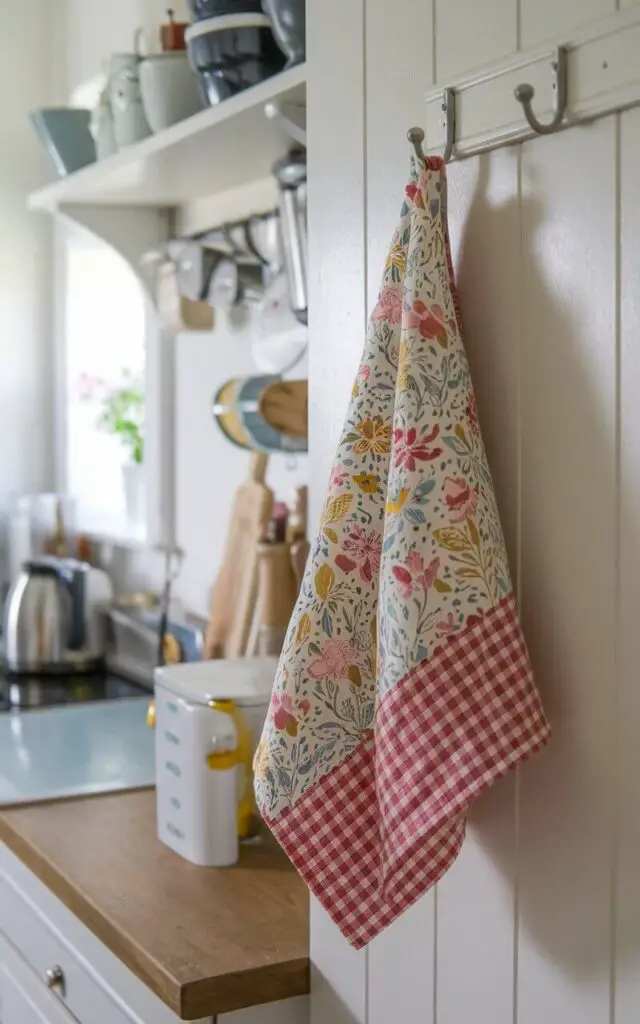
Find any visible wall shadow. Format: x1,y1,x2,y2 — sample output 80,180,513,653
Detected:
450,145,640,982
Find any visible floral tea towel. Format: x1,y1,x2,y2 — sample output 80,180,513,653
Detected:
254,155,550,949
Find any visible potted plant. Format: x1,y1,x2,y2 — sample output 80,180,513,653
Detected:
93,372,145,524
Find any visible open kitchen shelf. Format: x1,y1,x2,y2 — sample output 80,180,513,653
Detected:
27,66,308,559
28,63,306,212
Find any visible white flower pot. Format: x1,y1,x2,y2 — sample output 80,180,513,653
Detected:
122,463,145,525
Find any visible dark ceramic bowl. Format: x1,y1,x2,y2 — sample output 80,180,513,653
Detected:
187,0,263,20
262,0,305,66
186,16,285,105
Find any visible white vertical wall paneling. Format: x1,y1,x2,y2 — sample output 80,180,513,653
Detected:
363,0,434,309
310,3,640,1023
435,149,521,1024
364,2,437,1020
616,103,640,1024
519,0,615,49
435,0,516,82
518,117,617,1024
307,0,368,1020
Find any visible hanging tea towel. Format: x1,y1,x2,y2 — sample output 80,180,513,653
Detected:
254,155,550,948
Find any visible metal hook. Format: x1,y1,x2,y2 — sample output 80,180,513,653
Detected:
407,126,426,165
441,87,456,162
514,46,568,135
408,88,456,167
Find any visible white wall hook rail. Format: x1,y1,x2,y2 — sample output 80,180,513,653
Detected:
421,6,640,162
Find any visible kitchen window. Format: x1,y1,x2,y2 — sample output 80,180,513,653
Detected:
59,223,147,544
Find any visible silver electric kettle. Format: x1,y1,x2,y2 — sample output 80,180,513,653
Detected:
2,557,113,675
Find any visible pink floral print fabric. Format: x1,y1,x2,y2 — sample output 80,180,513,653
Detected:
255,156,550,947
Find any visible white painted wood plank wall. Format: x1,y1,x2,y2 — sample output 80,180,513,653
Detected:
307,0,640,1022
307,2,368,1020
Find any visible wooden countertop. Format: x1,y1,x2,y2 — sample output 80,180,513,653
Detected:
0,789,309,1020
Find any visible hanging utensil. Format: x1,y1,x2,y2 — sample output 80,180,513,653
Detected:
207,256,265,310
272,149,307,324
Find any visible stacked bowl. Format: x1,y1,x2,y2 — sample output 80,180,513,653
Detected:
185,1,285,106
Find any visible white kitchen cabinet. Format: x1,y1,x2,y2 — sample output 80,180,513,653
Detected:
0,933,76,1024
0,842,308,1024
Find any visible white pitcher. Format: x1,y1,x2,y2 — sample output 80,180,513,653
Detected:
109,52,151,149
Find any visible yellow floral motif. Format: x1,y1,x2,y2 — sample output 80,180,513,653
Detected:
348,665,363,688
322,493,353,525
315,563,335,601
433,527,473,552
295,613,312,643
398,340,409,389
385,488,409,514
352,381,361,398
253,738,268,781
385,241,406,276
354,415,391,455
353,473,379,494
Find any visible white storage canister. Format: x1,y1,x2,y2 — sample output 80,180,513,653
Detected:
153,657,277,866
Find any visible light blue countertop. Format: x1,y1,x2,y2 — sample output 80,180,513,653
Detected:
0,699,155,807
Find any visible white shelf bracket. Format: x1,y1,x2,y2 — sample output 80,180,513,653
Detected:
56,203,171,302
264,99,307,148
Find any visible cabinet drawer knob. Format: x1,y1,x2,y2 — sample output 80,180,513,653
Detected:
45,965,65,993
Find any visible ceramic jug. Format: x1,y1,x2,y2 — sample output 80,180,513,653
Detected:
109,52,151,149
89,85,117,160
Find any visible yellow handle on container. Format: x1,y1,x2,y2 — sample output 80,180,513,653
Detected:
207,699,255,840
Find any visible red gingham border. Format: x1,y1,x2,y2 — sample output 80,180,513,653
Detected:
264,593,550,948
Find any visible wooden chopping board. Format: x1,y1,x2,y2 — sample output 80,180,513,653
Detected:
204,453,274,659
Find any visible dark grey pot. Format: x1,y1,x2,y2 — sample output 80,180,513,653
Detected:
187,0,263,17
261,0,305,67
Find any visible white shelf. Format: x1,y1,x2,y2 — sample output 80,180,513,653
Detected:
28,64,306,212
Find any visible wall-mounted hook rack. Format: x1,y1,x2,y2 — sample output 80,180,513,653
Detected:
419,7,640,163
